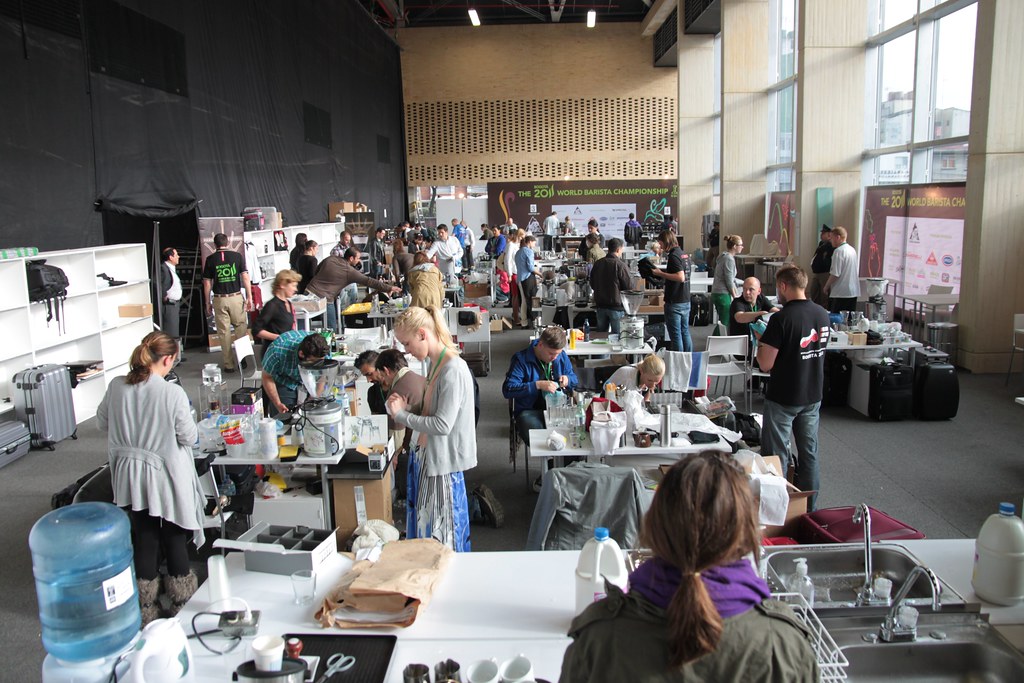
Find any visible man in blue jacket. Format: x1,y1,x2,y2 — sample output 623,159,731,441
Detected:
502,326,578,447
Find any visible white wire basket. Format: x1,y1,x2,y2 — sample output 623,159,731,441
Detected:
772,592,849,683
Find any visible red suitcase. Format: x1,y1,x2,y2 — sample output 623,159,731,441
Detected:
797,505,925,544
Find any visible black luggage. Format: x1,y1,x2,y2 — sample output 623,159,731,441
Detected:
689,293,712,327
823,352,853,407
13,364,77,449
914,362,958,420
0,420,31,469
868,363,913,421
463,351,489,377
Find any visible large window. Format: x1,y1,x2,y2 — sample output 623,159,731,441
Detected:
865,1,977,185
767,0,797,193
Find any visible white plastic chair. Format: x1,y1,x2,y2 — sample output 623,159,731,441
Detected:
232,335,259,387
706,335,750,410
1005,314,1024,386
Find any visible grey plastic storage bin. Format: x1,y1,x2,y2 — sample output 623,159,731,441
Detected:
214,521,336,575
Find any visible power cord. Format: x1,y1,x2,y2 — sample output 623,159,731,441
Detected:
188,610,243,655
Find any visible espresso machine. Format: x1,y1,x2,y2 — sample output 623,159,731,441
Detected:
620,290,646,350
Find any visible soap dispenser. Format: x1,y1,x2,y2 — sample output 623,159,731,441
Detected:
786,557,815,607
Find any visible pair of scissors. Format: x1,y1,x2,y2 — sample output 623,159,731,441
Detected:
314,652,356,682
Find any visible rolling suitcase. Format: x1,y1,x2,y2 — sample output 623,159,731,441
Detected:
0,420,32,469
867,363,913,421
13,364,77,450
914,362,959,420
822,352,852,407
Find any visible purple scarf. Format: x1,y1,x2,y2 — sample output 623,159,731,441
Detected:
629,557,770,619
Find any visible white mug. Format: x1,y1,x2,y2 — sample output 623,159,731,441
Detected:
499,654,534,682
465,658,499,683
251,635,284,672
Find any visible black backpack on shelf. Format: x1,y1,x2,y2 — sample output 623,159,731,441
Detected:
26,260,69,329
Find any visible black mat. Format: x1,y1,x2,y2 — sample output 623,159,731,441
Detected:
284,633,397,683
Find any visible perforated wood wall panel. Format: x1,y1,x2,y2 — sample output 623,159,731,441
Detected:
399,23,678,186
406,98,677,184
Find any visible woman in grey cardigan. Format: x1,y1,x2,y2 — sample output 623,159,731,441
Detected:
97,331,203,625
711,234,744,327
387,306,477,551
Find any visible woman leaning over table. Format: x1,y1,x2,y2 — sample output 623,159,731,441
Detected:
253,269,300,345
560,451,818,683
386,306,477,552
711,234,743,327
97,331,204,626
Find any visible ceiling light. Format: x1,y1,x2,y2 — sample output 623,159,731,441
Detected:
468,9,481,26
587,10,596,28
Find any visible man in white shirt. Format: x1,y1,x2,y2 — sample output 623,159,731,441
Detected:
823,226,861,314
160,247,183,343
427,224,463,281
542,211,559,252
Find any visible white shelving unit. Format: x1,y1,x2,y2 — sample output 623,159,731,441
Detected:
243,222,340,301
0,243,154,423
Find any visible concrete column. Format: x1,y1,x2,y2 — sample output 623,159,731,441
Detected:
677,29,716,252
794,0,867,263
960,0,1024,372
720,0,770,245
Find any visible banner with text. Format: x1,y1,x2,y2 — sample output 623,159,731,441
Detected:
860,183,966,296
488,180,678,241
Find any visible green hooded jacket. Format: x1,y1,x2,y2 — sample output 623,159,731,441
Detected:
560,584,820,683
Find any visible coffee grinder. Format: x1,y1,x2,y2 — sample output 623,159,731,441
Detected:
574,263,591,307
864,278,889,322
620,290,646,350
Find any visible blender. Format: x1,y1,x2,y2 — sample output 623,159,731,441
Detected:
296,358,344,457
620,290,646,350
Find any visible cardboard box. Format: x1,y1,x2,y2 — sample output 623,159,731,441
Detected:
330,454,394,542
490,316,511,334
464,283,490,299
118,303,153,317
328,202,370,221
848,332,867,346
213,522,337,576
646,293,664,306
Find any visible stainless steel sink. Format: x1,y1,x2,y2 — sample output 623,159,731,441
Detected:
824,612,1024,682
762,544,967,611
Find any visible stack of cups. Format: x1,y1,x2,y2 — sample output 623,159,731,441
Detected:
258,418,279,460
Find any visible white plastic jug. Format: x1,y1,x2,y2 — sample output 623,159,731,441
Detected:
575,527,628,615
973,502,1024,605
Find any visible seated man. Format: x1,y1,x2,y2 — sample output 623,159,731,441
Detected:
729,276,780,341
260,330,329,416
502,326,578,447
355,350,386,416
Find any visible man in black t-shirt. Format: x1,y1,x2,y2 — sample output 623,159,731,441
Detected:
807,225,834,307
202,233,253,373
655,229,692,351
756,266,830,510
728,277,780,338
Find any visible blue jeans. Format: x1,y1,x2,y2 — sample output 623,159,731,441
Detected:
760,399,821,510
516,410,546,446
596,309,625,335
664,301,693,352
325,284,360,331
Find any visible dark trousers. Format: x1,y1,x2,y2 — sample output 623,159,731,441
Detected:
127,508,191,580
161,300,180,340
542,236,554,252
829,297,859,314
521,275,538,326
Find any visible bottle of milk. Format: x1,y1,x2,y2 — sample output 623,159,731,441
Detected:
575,527,628,615
973,502,1024,605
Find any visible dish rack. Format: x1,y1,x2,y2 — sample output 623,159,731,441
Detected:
772,592,849,682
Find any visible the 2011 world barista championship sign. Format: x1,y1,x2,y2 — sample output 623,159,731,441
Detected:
487,180,679,242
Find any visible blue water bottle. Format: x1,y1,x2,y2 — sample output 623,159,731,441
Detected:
30,502,141,662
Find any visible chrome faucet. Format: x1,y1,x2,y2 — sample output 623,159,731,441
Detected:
879,566,942,643
853,504,887,606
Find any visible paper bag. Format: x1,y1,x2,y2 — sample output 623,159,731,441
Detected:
316,538,453,629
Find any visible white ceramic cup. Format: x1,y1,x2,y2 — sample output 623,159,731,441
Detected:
252,635,285,672
465,658,499,683
499,654,534,682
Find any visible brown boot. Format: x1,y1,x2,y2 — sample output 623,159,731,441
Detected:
162,571,198,617
137,577,161,627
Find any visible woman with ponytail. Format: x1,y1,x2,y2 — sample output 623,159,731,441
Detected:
386,306,477,551
560,451,818,682
97,331,204,625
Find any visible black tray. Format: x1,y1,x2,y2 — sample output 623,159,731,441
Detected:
283,633,397,683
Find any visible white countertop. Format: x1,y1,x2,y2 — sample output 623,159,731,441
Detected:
180,540,1023,682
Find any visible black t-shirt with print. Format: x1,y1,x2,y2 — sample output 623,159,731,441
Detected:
664,247,691,305
759,299,831,406
202,249,246,295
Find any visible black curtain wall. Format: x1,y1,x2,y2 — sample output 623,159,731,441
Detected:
0,0,407,248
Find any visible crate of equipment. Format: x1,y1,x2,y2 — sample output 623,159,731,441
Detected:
214,522,336,575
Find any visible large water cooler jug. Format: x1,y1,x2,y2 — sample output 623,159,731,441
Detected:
30,503,141,664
